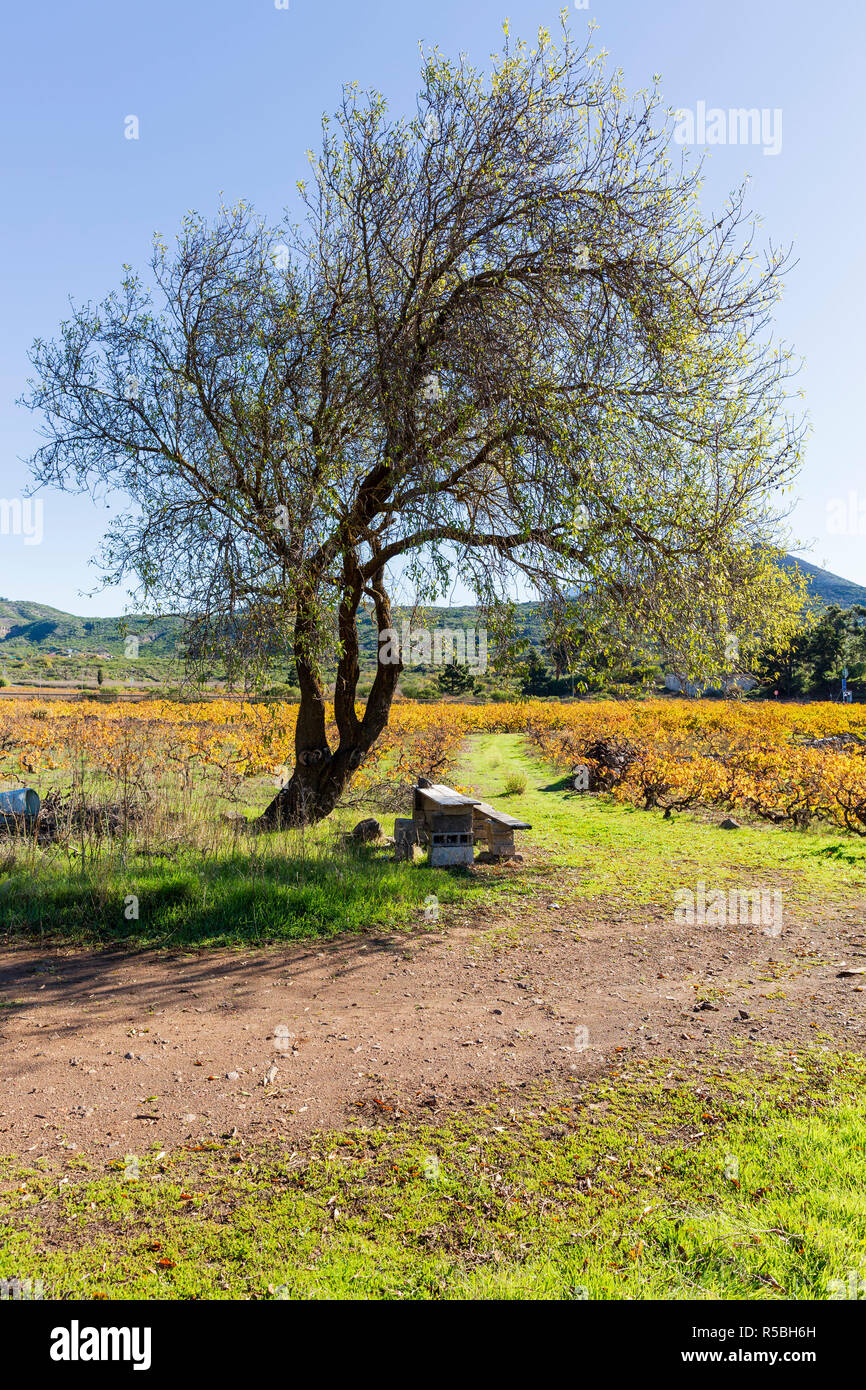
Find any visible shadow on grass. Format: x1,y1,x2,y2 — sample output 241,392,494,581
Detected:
0,844,492,949
537,774,581,795
814,842,865,863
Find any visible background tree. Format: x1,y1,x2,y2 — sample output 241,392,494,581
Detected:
519,647,555,697
802,604,866,698
435,657,478,696
541,592,662,695
754,604,866,699
24,20,805,824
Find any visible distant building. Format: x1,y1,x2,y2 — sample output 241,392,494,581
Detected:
665,673,756,696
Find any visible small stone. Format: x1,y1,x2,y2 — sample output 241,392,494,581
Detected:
226,1071,239,1081
719,817,741,830
350,818,381,842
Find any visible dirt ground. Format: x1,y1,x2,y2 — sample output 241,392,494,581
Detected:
2,893,865,1162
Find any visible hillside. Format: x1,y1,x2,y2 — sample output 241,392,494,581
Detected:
0,600,184,658
775,554,866,609
1,554,863,662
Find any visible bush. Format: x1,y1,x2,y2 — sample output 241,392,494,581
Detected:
503,771,527,795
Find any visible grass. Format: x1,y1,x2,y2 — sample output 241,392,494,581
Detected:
502,769,528,796
2,1047,864,1300
0,836,514,949
455,734,866,910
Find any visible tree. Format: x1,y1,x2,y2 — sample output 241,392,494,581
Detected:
23,21,805,824
801,604,866,698
754,603,866,698
519,647,555,696
436,656,477,696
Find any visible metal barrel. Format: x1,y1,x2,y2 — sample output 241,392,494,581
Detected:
0,788,40,816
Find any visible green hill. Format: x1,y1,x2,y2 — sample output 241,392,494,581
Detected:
1,554,863,663
0,600,183,658
775,554,866,609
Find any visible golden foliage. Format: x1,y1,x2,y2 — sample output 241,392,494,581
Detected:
2,697,866,833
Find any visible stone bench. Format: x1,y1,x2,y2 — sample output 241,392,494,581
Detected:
395,781,531,865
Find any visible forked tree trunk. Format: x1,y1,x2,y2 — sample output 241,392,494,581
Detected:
257,562,400,828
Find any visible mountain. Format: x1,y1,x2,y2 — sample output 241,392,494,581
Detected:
0,600,183,657
1,555,864,659
774,554,866,609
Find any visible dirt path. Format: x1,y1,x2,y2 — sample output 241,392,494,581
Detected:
2,895,865,1162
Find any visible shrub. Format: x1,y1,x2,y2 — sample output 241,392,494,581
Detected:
503,771,528,795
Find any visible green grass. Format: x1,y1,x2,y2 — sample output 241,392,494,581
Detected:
0,838,514,949
455,734,866,909
2,1048,865,1300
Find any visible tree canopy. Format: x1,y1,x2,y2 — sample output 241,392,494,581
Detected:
754,604,866,699
24,19,806,822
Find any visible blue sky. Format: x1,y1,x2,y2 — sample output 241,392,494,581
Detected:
1,0,864,615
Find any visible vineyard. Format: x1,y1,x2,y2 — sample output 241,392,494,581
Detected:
2,696,866,836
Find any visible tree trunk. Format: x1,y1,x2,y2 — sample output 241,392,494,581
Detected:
257,560,401,828
258,744,363,827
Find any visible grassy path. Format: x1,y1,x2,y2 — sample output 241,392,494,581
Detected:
454,733,866,910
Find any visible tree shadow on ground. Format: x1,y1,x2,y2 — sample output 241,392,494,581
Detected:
0,842,497,951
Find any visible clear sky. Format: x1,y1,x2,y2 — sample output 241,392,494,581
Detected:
1,0,864,615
